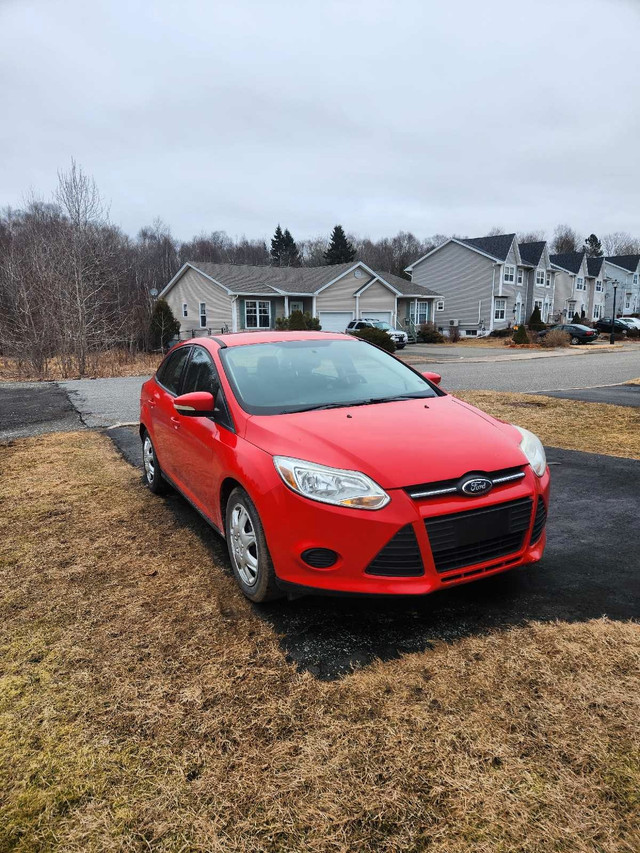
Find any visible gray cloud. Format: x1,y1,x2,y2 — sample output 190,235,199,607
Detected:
1,0,639,241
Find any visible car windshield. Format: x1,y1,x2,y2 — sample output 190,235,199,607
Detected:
220,339,439,415
371,321,392,331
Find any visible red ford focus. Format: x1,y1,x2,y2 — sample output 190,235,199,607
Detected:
140,332,549,602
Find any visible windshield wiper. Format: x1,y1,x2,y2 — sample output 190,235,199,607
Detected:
283,394,431,414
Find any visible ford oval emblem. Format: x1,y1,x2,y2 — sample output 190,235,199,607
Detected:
460,477,493,496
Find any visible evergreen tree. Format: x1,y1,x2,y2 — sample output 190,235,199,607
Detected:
513,323,528,344
149,298,180,350
281,228,301,266
528,305,544,331
270,224,285,265
584,233,603,256
324,224,356,265
572,312,582,324
270,225,300,266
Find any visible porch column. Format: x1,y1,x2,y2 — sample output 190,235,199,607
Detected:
284,295,289,318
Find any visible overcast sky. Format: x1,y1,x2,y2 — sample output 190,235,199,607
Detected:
1,0,639,243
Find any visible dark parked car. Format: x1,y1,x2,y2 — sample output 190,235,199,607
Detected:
538,324,599,345
594,318,629,335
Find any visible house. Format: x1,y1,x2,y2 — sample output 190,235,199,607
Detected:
549,252,592,322
586,256,606,321
158,261,441,336
602,256,640,316
404,233,556,335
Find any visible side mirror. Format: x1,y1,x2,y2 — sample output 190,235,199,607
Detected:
173,391,216,416
422,370,442,386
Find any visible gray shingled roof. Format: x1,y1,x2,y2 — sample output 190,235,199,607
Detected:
185,261,440,298
457,233,516,262
518,241,546,267
586,256,604,277
550,251,586,274
605,255,640,272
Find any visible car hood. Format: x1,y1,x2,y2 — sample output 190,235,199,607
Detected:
243,395,527,490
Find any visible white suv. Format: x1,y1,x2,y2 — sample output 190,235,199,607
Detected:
346,319,408,349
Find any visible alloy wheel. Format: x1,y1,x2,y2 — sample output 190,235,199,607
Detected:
143,435,155,484
229,503,259,586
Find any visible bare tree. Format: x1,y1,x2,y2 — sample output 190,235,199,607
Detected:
518,230,546,243
551,224,580,254
601,231,640,256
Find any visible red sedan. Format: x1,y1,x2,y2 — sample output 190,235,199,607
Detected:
140,332,550,602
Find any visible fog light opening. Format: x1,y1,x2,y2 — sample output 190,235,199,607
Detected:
301,548,339,569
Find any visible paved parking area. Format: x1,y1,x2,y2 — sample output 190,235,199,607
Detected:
0,382,83,440
109,425,640,679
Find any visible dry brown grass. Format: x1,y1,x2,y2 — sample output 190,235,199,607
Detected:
456,391,640,460
1,431,639,851
0,349,161,381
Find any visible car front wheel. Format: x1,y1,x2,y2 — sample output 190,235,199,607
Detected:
225,487,282,603
571,336,580,345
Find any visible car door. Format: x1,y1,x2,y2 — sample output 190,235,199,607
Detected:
152,346,191,479
173,345,236,520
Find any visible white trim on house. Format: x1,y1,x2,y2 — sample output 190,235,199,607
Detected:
314,261,380,295
353,275,402,297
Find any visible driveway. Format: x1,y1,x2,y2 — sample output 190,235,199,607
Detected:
0,382,83,440
108,425,640,679
540,383,639,408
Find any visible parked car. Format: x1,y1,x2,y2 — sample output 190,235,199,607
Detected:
346,318,408,349
594,318,629,335
538,324,599,345
618,317,640,330
140,332,549,602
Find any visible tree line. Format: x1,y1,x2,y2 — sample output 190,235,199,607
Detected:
1,162,638,376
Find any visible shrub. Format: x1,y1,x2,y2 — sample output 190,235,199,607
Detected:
275,310,322,331
416,323,445,343
448,325,461,343
489,328,513,338
354,326,396,352
572,312,583,324
539,329,571,348
149,299,180,351
512,324,529,344
528,306,546,332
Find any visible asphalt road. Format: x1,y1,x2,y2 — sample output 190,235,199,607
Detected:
109,425,640,679
0,382,83,440
541,383,640,408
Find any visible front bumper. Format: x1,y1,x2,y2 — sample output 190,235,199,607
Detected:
258,466,550,595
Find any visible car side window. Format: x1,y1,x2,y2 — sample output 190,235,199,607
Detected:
182,347,219,395
157,347,191,395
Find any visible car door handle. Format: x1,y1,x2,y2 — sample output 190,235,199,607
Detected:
150,392,161,408
170,416,181,429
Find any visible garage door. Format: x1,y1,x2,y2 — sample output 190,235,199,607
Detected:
361,311,392,324
318,311,354,332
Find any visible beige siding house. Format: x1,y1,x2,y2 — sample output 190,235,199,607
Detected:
159,261,440,338
549,252,592,322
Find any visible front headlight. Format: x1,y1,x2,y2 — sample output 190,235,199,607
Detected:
273,456,390,510
513,426,547,477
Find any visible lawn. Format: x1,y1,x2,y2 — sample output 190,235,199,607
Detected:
1,430,638,852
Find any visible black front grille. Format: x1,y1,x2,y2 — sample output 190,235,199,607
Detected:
365,525,424,577
425,497,533,573
530,499,547,544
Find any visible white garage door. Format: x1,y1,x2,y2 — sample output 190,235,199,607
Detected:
361,311,392,324
318,311,354,332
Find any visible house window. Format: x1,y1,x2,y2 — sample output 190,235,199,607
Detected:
503,265,515,284
465,329,477,336
182,303,188,318
625,294,631,310
534,299,543,311
245,300,271,329
543,301,550,322
517,269,524,285
199,302,207,328
494,298,507,320
634,274,638,284
576,277,585,291
436,299,444,311
595,279,602,292
593,304,601,319
535,269,545,286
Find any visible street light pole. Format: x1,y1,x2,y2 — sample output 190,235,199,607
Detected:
609,280,618,345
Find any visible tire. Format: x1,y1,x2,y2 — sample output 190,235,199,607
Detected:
571,336,580,345
225,487,282,603
142,430,167,495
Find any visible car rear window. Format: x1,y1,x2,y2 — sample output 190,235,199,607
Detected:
219,338,439,415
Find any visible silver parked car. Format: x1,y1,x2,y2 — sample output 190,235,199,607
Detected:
346,318,408,349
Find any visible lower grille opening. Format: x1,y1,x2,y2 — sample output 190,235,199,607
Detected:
365,525,424,577
301,548,338,568
425,497,533,574
441,556,521,583
530,498,547,544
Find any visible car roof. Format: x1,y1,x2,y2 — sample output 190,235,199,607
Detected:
174,330,354,351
